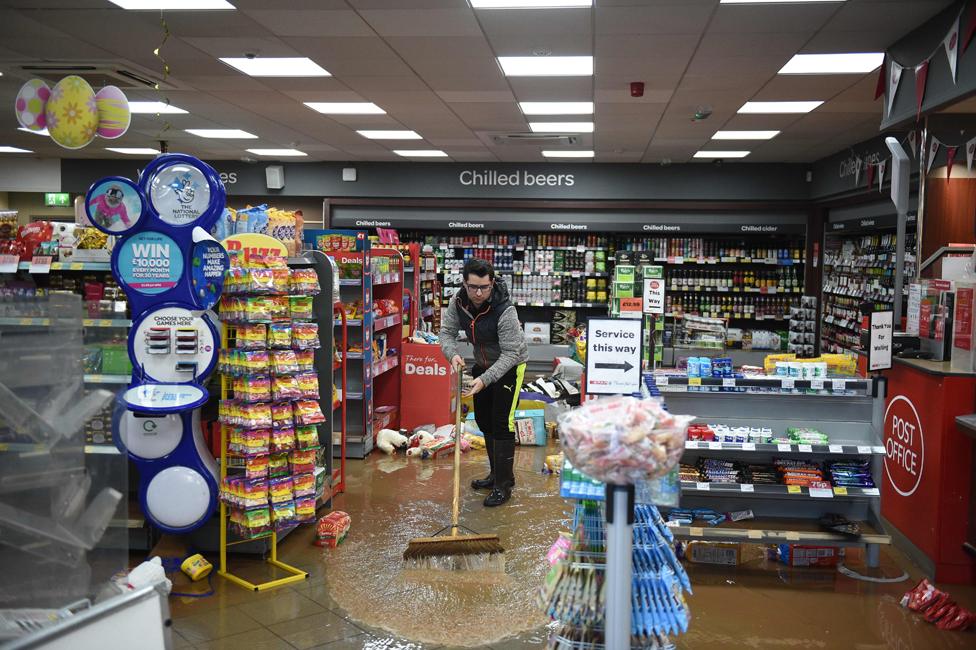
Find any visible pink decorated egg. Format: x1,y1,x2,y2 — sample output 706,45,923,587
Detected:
95,85,130,139
15,79,51,132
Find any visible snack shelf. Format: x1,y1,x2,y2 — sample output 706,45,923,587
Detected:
16,261,112,272
373,313,401,331
345,351,364,360
685,440,886,455
665,312,788,321
653,256,803,265
372,356,399,377
339,278,362,286
346,391,364,400
667,287,801,294
85,444,121,455
437,243,607,252
652,375,870,395
679,480,880,500
515,301,605,308
84,374,130,384
823,315,861,332
669,518,891,546
334,318,363,327
0,317,131,327
511,271,610,278
372,272,400,286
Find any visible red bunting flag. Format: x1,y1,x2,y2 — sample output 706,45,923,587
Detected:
908,130,918,158
947,146,958,182
874,54,887,100
915,60,929,121
878,160,887,192
866,162,876,189
927,138,941,174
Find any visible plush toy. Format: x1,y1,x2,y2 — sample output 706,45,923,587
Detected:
408,431,435,449
376,428,409,455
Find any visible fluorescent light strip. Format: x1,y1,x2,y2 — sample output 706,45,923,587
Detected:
779,52,884,74
738,101,823,114
0,146,33,153
520,101,593,115
393,150,448,157
498,56,593,77
129,101,188,114
471,1,592,8
357,130,422,140
246,148,307,157
18,127,49,136
694,151,750,158
106,147,160,155
712,130,780,140
185,129,257,139
542,150,594,158
219,57,330,77
720,1,844,4
109,1,235,9
529,122,594,133
304,102,385,115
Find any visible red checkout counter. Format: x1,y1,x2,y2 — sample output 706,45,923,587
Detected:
881,357,976,583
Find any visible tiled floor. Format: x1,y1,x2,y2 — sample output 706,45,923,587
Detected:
166,444,976,649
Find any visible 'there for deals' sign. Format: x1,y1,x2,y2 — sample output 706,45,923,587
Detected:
585,318,642,395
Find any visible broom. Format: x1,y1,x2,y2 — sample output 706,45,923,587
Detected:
403,372,505,571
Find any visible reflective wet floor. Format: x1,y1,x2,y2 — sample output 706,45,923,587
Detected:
168,444,976,649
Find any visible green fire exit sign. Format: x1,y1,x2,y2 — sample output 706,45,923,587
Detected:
44,192,70,207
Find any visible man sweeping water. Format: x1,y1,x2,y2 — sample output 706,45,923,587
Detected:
440,258,529,507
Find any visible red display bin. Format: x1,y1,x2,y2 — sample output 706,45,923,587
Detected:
881,358,976,584
400,341,459,431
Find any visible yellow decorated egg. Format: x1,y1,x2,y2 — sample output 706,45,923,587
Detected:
15,79,51,131
95,85,130,139
46,75,99,150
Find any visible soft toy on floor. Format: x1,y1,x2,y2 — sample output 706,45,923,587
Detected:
376,428,409,455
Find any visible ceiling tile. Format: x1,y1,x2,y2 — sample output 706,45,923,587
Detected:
708,3,837,34
477,7,592,37
508,77,594,102
359,9,482,37
241,10,374,37
385,36,494,60
437,90,515,103
596,5,713,35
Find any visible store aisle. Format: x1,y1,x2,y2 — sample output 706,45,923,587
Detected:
168,444,976,649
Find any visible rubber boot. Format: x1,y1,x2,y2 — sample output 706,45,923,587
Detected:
484,439,515,507
470,436,495,490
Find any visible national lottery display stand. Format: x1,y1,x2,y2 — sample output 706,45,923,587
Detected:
95,154,230,535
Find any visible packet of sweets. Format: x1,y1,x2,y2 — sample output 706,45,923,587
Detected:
292,472,316,497
272,350,300,375
295,349,315,372
296,425,319,449
242,428,270,456
294,400,326,425
242,479,268,507
269,296,290,319
245,296,274,321
243,350,270,375
271,427,297,453
273,500,297,530
269,476,294,503
273,374,303,401
292,322,320,350
242,507,271,537
268,452,289,477
296,496,317,523
296,372,320,399
289,296,314,320
289,448,316,474
236,323,267,350
248,268,276,294
245,454,269,479
271,402,294,429
268,323,292,349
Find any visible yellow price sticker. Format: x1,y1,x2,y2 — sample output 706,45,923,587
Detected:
689,527,704,538
82,319,94,327
99,319,112,327
787,485,802,494
785,531,801,541
19,318,34,325
747,530,763,540
69,262,84,270
833,487,848,496
688,378,702,386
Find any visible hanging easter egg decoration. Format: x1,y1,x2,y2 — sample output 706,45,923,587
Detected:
15,79,51,132
46,75,100,150
95,85,131,139
13,76,133,150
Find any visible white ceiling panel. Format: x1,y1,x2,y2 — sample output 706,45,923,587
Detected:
484,32,592,57
436,90,515,103
447,102,526,130
823,1,954,35
758,74,865,101
182,36,302,59
708,3,838,34
595,88,675,104
507,77,594,102
348,0,469,8
359,9,482,37
477,8,592,37
342,75,430,93
385,36,495,60
596,103,668,118
595,33,698,60
241,10,375,37
596,5,713,36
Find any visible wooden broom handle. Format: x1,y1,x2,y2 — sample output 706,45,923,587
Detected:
451,371,463,534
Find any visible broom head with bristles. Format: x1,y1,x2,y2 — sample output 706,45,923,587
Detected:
403,526,505,571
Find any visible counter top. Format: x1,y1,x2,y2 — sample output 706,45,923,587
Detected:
955,414,976,440
892,356,976,377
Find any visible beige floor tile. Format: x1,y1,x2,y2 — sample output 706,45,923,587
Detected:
194,627,294,650
169,628,197,650
236,589,329,627
173,606,263,644
268,611,364,649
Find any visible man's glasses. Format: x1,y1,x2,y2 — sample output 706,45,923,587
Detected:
465,282,492,295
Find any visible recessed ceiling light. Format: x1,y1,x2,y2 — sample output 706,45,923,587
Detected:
357,130,422,140
471,1,592,7
393,150,448,157
542,150,594,158
0,146,33,153
246,148,307,157
18,127,49,136
712,130,780,140
106,147,160,155
109,1,235,9
529,122,594,133
779,52,884,75
304,102,385,115
219,57,330,77
185,129,257,139
498,56,593,77
737,101,823,114
720,1,844,4
129,101,188,114
694,150,751,158
520,101,593,115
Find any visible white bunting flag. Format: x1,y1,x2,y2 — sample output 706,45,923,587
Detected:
967,136,976,171
854,158,862,185
878,160,886,192
927,137,941,174
908,130,918,158
887,61,904,117
945,16,961,83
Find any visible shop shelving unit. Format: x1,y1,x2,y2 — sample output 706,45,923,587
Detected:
370,248,405,435
332,304,348,497
651,372,891,566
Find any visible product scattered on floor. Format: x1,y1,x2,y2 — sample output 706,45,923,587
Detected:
314,511,351,548
558,396,691,484
376,428,409,455
901,579,975,631
774,544,841,568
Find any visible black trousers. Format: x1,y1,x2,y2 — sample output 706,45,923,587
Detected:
471,363,526,443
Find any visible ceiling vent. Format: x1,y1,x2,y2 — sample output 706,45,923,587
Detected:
490,133,581,146
14,62,182,90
